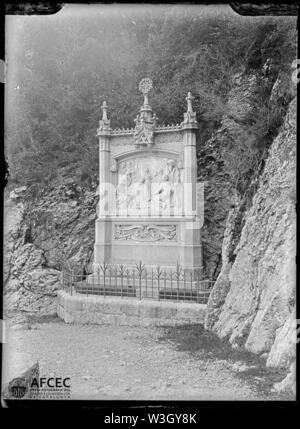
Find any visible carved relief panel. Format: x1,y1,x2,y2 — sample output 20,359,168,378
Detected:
116,156,183,215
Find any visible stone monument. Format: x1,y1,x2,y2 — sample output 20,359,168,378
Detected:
94,78,203,274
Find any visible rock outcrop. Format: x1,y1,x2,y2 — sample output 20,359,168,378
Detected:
205,95,296,393
198,67,281,279
197,72,261,279
4,182,97,316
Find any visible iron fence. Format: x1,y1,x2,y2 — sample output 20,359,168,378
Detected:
61,262,215,304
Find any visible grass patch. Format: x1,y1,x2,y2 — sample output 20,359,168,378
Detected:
158,324,293,399
236,365,292,399
158,324,262,364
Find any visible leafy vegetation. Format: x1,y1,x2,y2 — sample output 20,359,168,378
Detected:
6,5,296,192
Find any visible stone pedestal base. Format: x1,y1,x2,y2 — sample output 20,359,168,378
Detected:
94,217,202,274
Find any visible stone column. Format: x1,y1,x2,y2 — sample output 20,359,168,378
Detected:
94,101,112,265
181,92,203,273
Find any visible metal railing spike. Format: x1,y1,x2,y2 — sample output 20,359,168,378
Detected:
60,261,214,304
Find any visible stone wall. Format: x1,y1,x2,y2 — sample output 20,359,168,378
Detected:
57,291,206,327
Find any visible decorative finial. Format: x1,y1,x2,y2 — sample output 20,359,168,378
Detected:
181,91,198,129
97,100,111,134
134,78,156,147
101,100,108,120
186,91,194,113
139,78,153,108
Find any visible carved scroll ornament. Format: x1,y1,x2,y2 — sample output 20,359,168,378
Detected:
114,224,177,242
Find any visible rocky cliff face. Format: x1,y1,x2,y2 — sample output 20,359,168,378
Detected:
205,94,296,390
198,67,282,280
4,183,97,316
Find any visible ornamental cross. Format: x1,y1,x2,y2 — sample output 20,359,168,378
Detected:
139,78,153,95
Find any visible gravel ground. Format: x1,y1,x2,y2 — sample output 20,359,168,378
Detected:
2,317,289,401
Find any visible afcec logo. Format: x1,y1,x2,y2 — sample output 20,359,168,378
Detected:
29,377,71,399
30,377,71,388
7,377,71,399
9,377,28,398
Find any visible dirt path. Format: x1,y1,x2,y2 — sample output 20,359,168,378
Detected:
2,317,289,400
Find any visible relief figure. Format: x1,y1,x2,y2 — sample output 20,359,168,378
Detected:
116,156,182,214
